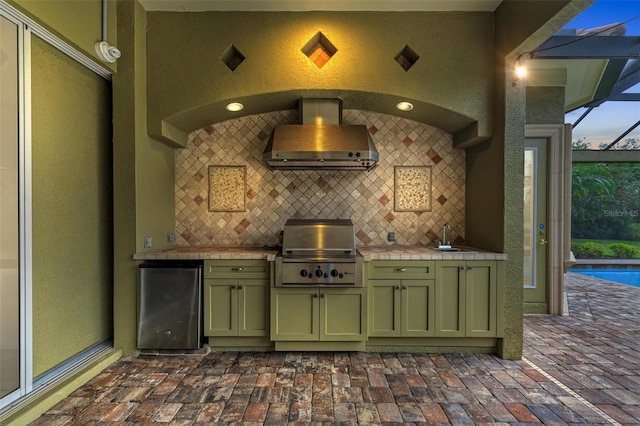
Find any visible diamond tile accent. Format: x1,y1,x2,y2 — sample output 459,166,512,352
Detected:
175,109,465,246
301,32,337,69
395,44,420,71
427,148,442,164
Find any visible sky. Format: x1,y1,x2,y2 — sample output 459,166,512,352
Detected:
561,0,640,149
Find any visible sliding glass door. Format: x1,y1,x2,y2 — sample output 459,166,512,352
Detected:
0,12,21,401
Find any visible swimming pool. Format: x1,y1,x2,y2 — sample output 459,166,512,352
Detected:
569,265,640,288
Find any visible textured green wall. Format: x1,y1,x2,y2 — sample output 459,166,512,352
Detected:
465,0,588,359
8,0,117,72
145,11,495,146
113,0,176,355
31,36,113,376
526,86,566,124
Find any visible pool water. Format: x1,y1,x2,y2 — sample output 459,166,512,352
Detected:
569,266,640,288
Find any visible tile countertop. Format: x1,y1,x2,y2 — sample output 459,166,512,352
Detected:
134,245,506,262
133,246,279,261
357,245,507,261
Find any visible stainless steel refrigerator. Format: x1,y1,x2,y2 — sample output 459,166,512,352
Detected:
137,261,202,349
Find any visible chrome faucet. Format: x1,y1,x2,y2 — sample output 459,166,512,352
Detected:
439,224,451,249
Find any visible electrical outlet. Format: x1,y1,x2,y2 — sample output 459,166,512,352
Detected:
144,236,152,249
387,232,396,242
167,233,174,244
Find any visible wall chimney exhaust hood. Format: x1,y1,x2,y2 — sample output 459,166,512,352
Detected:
263,98,379,171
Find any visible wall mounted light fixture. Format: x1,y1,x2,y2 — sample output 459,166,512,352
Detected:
512,53,530,86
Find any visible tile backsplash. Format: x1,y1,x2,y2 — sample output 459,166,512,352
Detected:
175,109,465,247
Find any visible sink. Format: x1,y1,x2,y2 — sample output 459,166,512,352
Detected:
428,246,477,253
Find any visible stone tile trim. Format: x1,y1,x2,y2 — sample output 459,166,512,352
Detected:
522,357,621,425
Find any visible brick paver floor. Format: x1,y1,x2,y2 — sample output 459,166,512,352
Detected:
30,273,639,424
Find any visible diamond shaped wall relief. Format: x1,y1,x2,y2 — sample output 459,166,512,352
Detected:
220,45,245,71
302,32,337,68
395,45,420,71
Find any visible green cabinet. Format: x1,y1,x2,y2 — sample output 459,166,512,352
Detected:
204,260,269,337
270,287,367,341
369,280,435,337
368,261,435,337
435,260,497,337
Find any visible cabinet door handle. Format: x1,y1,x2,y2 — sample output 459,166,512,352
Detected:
394,268,407,272
238,285,243,289
459,266,465,271
313,294,318,298
467,266,472,271
402,285,407,290
231,267,244,271
320,294,325,298
395,286,400,290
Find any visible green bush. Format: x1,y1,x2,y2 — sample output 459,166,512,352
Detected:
627,223,640,241
609,243,638,259
572,241,607,258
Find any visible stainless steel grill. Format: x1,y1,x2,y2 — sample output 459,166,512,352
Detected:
275,219,363,287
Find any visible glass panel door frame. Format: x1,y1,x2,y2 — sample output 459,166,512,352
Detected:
524,125,572,316
0,8,33,409
523,146,539,290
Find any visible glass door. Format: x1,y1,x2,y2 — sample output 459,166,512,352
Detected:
524,138,548,312
0,13,21,400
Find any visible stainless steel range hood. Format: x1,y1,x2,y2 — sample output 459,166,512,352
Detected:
263,98,379,171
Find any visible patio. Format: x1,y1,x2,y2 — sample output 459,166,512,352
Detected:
30,273,639,424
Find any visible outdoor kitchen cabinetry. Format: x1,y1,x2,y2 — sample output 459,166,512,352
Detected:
435,260,497,337
270,287,367,342
368,261,435,337
204,260,269,337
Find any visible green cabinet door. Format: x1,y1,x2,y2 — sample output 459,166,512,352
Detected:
369,280,401,336
435,260,497,337
271,288,367,341
435,261,465,337
322,288,367,341
465,261,497,337
369,279,433,337
205,277,269,337
204,278,238,336
238,278,269,337
270,288,318,341
402,280,435,337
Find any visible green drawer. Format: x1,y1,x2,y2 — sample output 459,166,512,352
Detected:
367,261,435,280
204,260,270,279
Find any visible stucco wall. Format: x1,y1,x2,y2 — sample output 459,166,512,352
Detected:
145,11,495,146
31,36,113,376
8,0,117,72
527,86,566,124
113,0,177,355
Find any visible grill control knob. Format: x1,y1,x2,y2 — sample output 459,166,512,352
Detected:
330,269,339,277
315,269,323,278
300,270,308,277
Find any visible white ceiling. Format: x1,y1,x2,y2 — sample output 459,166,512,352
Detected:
138,0,503,12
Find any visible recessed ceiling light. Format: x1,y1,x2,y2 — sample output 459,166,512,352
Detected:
226,102,244,112
396,101,413,111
